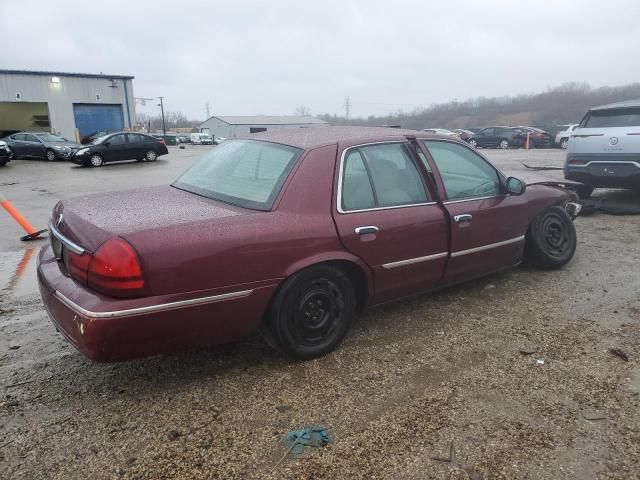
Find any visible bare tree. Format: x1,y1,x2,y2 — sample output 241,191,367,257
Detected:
294,105,311,116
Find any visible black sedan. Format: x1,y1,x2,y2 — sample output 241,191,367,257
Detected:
0,140,12,166
468,126,524,149
3,132,81,161
71,132,169,167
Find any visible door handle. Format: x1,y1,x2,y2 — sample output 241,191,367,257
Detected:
354,226,379,235
453,214,472,223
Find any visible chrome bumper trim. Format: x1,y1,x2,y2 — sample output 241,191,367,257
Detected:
382,252,448,269
451,235,525,258
54,289,254,319
48,221,85,255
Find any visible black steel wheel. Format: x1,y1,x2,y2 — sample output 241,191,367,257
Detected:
525,206,576,269
264,265,356,359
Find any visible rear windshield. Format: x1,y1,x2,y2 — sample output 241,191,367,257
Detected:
584,108,640,128
173,140,302,210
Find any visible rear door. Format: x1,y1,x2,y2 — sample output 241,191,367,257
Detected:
9,134,26,156
332,141,449,302
420,140,528,284
23,133,44,158
126,133,145,159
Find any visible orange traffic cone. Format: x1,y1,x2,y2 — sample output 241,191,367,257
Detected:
0,192,48,241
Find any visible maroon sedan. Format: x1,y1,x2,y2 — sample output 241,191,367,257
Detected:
38,127,581,362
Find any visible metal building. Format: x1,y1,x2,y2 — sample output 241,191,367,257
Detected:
0,69,136,141
198,115,328,139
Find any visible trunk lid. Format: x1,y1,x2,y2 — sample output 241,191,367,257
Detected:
55,185,251,252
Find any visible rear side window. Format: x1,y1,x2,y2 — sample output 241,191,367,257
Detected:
584,108,640,128
128,134,143,143
341,143,428,212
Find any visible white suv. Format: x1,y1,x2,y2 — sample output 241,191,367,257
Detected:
555,124,579,149
564,100,640,197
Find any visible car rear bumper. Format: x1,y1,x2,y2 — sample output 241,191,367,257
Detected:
565,160,640,188
37,245,277,361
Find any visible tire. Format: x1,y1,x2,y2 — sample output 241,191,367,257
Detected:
499,138,510,149
145,150,158,162
88,153,104,167
560,138,569,149
46,149,56,161
469,139,478,148
264,265,356,360
525,206,576,269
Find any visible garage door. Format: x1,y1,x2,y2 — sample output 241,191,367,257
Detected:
73,104,124,137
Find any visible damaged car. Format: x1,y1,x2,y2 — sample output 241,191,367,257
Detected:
38,127,581,362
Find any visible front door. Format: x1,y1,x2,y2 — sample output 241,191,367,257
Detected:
103,133,128,161
332,141,449,302
420,140,529,284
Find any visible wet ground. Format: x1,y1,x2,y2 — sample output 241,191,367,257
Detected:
1,146,639,479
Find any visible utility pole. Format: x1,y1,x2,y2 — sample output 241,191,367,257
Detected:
205,102,211,118
157,96,166,136
344,96,351,120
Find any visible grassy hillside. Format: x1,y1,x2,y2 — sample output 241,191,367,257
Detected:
319,82,640,131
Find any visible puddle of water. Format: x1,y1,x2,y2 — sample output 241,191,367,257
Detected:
0,247,40,299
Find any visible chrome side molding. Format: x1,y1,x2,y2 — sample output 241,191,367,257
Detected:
54,289,254,319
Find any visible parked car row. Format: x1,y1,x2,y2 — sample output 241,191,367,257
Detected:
0,130,169,167
424,124,578,150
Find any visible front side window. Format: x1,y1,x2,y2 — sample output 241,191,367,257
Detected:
422,141,501,200
173,140,301,211
24,134,40,142
109,134,127,145
341,143,428,211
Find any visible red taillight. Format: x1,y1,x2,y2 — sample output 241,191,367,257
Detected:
569,159,586,165
158,139,166,145
87,238,145,298
66,250,91,284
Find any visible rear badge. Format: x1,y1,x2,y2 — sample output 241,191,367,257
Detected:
609,136,619,145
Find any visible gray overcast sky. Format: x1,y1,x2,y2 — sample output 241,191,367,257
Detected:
2,0,639,120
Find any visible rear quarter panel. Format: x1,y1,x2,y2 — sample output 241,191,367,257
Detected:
124,144,364,297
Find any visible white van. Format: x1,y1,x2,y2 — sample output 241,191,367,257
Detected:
565,100,640,197
190,133,213,145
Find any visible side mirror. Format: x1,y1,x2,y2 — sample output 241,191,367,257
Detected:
505,177,526,195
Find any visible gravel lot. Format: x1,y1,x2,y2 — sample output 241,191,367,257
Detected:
1,146,639,479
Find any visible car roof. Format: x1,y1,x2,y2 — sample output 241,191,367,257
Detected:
245,126,443,149
590,99,640,111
